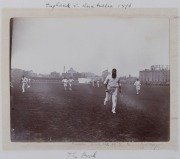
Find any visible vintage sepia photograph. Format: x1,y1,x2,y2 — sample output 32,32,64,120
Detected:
9,16,171,143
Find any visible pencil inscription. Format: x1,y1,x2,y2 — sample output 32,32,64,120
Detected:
45,2,132,9
68,152,97,159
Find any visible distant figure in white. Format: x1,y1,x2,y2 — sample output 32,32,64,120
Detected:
104,68,121,114
97,80,100,87
62,77,68,90
134,79,141,94
92,79,95,87
21,75,30,93
68,77,74,91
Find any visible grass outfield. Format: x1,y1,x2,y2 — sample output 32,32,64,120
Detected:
10,83,170,142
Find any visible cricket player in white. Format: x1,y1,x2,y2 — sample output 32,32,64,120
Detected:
21,76,30,93
68,77,74,91
134,79,141,94
97,80,100,87
92,79,95,87
62,77,68,90
104,68,121,114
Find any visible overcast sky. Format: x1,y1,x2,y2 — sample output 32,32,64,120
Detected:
11,17,169,77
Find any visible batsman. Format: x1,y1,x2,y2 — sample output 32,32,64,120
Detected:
104,68,122,114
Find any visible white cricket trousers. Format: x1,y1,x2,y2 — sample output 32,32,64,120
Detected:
104,88,118,112
136,86,140,94
64,83,67,90
69,83,72,90
22,83,26,92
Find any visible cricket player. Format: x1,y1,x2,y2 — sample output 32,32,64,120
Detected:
92,79,95,87
62,77,68,90
68,77,74,90
21,75,30,93
104,68,121,114
134,79,141,94
97,80,100,87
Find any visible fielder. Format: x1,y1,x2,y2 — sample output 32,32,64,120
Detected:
62,77,68,90
68,77,74,91
104,68,121,114
92,79,95,87
134,79,141,94
97,80,100,87
21,75,30,93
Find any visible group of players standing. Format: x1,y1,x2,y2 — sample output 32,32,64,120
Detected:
18,69,141,114
92,80,100,87
62,77,74,91
19,76,75,92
